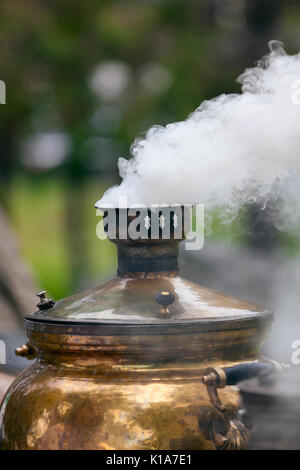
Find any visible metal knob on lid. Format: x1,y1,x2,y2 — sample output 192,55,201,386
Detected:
155,291,175,315
36,290,55,311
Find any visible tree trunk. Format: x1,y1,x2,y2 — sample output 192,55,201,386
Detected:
0,204,37,329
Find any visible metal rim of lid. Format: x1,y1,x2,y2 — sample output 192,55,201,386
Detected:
24,308,273,336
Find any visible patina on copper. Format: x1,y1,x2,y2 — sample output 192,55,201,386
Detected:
0,206,273,450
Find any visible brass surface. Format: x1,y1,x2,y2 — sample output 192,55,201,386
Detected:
0,359,244,449
0,311,271,450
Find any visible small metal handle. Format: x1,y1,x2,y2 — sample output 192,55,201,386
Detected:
36,290,55,310
202,366,228,412
201,360,287,449
155,291,175,315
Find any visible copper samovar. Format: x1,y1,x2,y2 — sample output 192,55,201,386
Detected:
0,206,277,450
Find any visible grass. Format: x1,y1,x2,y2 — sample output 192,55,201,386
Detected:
8,175,116,300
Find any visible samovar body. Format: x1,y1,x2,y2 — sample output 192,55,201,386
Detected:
0,207,273,450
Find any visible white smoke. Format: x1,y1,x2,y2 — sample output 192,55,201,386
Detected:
96,41,300,229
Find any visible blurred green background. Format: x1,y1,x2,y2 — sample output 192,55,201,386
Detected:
1,0,300,301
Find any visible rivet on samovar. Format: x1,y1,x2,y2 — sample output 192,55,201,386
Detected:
15,342,37,360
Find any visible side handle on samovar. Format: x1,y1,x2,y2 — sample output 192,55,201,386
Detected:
201,360,288,449
202,360,286,411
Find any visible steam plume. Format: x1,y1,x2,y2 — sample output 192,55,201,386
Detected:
97,41,300,229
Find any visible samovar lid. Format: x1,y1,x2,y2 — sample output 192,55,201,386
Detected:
25,275,271,326
25,206,273,331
